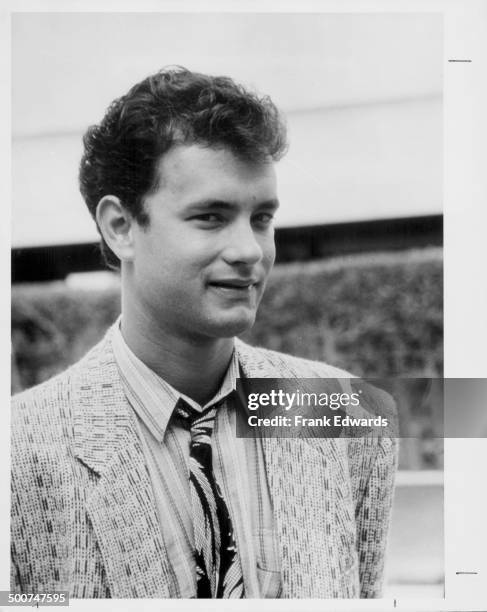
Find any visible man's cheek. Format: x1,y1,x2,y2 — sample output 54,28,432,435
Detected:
264,247,276,273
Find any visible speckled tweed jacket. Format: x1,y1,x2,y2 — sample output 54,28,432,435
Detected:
11,328,397,599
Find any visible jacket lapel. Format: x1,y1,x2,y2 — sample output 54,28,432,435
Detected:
72,333,172,598
236,341,354,597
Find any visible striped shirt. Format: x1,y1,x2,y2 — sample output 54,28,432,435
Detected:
111,321,281,598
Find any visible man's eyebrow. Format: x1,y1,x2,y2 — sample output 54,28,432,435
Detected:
185,198,280,211
256,198,280,210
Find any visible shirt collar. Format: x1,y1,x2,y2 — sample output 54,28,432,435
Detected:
111,316,240,442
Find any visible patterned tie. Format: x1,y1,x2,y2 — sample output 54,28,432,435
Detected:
176,398,245,598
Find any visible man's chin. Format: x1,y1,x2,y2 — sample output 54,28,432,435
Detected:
207,310,256,338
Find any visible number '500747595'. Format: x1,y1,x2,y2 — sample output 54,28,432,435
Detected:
7,592,67,604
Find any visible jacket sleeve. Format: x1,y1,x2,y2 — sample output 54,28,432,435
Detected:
11,399,32,594
354,435,398,597
10,525,22,593
10,388,74,594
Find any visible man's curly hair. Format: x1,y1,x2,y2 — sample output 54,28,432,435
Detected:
79,67,288,268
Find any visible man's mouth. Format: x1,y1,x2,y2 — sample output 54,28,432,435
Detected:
208,278,258,291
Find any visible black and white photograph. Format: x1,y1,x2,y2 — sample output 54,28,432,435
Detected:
7,5,483,607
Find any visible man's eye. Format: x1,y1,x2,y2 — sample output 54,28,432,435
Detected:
191,213,223,223
253,213,275,226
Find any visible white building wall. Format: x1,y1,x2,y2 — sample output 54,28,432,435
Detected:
12,95,442,247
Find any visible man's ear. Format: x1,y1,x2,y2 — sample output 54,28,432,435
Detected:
96,195,135,262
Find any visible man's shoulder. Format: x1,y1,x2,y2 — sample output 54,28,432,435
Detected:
236,339,397,429
12,329,116,424
236,339,353,379
12,364,73,426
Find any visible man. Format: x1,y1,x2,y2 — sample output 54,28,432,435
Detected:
11,67,397,599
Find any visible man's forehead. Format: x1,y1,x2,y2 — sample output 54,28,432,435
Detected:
153,143,277,196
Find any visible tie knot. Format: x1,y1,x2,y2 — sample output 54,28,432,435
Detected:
175,400,218,442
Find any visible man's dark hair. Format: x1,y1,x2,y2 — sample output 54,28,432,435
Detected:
79,66,288,268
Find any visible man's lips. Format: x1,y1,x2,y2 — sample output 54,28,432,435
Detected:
207,278,259,290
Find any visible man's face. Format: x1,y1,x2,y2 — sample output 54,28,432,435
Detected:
129,143,278,342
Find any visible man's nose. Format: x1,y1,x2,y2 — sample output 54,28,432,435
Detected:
221,220,263,266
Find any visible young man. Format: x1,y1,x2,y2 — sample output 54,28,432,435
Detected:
11,68,397,599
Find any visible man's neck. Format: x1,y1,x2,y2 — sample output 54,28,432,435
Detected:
120,306,235,407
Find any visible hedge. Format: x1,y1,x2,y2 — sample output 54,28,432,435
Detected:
12,247,442,390
244,248,443,378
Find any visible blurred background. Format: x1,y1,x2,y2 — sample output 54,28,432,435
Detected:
11,12,443,597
